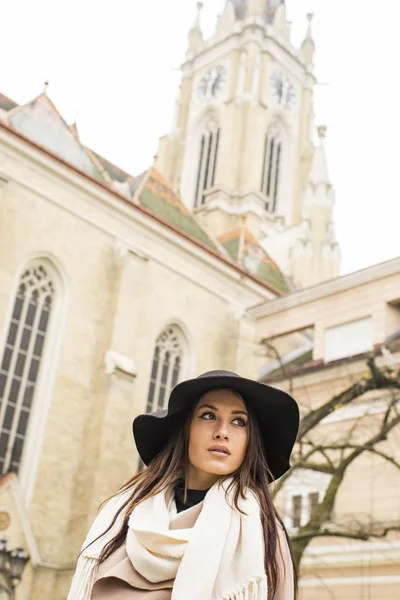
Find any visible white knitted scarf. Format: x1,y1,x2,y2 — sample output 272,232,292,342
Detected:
67,478,268,600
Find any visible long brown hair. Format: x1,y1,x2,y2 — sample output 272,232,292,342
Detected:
86,394,298,598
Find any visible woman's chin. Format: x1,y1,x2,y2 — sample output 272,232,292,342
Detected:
201,460,233,477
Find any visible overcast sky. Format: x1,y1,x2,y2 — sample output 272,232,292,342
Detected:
1,0,399,275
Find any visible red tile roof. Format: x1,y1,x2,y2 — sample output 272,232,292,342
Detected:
0,119,283,295
0,93,17,112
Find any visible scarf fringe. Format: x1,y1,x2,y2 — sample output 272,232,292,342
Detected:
222,576,268,600
67,556,98,600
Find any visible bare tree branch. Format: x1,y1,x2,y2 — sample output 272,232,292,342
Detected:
340,412,400,471
292,526,400,543
264,351,400,569
298,358,400,440
313,444,400,472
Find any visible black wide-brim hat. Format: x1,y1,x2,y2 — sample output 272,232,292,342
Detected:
133,370,299,481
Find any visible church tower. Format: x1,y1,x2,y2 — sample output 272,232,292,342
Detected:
156,1,340,287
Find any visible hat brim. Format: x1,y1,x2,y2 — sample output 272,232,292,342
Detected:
133,375,299,481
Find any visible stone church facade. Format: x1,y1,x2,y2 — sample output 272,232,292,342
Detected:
0,1,397,599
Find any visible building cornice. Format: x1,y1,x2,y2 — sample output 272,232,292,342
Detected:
249,257,400,319
302,539,400,569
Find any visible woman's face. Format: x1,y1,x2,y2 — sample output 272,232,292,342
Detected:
187,389,249,489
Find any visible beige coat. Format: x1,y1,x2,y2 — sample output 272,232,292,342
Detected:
91,500,294,599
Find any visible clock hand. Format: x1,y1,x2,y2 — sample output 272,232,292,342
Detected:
278,82,283,102
286,86,294,108
210,70,218,96
206,75,213,99
282,80,289,106
212,75,220,95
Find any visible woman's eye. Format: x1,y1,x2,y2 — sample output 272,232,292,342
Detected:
200,411,215,420
199,413,247,427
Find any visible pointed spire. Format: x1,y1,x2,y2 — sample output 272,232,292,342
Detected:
194,1,203,28
294,124,338,287
187,1,204,54
273,2,290,40
310,126,330,185
266,0,285,23
217,1,236,36
301,13,315,65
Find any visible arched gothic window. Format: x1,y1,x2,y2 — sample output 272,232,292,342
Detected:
194,116,220,208
261,126,282,213
146,326,185,413
0,263,55,474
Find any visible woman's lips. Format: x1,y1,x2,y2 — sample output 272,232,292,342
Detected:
208,445,231,458
208,449,230,458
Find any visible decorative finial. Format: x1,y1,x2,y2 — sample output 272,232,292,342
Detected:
188,0,204,53
192,1,203,27
197,1,204,21
306,13,314,39
69,121,80,140
318,125,327,139
301,12,315,64
43,81,49,94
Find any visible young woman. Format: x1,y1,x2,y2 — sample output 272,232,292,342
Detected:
68,370,299,600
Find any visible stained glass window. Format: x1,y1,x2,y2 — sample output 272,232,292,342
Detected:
0,263,55,474
146,327,184,413
289,491,330,529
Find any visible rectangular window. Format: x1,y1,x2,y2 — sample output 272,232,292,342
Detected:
309,492,319,516
292,495,302,528
324,317,373,362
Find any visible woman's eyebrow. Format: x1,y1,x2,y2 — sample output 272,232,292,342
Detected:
197,403,218,411
197,403,248,416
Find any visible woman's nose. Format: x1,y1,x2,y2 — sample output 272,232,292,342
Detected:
214,422,229,440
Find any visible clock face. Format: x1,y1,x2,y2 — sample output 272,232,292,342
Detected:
270,70,296,111
198,65,227,101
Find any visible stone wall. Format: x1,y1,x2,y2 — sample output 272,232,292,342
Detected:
0,130,271,599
